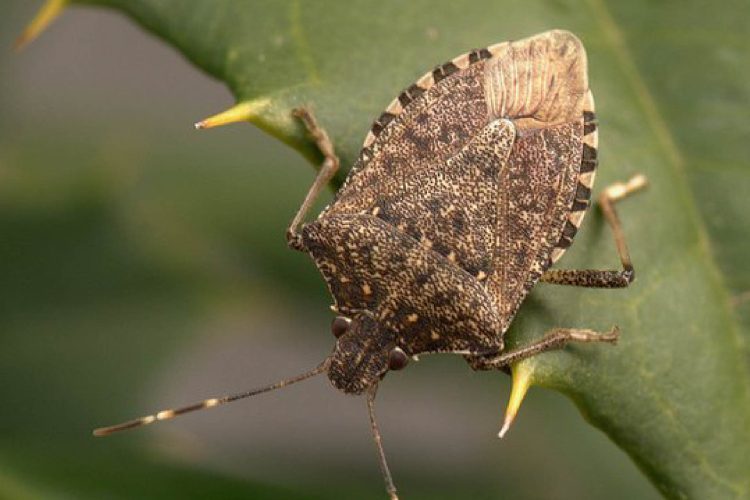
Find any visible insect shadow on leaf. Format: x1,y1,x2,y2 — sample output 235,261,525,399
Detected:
94,30,647,500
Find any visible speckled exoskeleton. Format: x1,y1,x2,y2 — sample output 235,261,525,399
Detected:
95,30,646,500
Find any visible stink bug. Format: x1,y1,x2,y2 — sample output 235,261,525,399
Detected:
95,30,646,499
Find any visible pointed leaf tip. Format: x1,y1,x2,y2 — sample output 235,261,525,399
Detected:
498,363,533,438
194,99,270,130
15,0,68,51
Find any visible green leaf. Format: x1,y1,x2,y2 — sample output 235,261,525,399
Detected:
24,0,750,498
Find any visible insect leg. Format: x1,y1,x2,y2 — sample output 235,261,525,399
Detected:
540,174,647,288
367,386,399,500
286,107,340,251
476,326,619,369
470,327,619,437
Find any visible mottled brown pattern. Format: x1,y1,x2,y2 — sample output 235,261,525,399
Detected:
487,122,582,322
327,313,394,395
363,119,515,281
541,268,633,288
302,214,504,356
550,89,598,265
303,31,592,368
330,60,488,212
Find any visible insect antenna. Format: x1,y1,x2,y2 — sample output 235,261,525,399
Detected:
366,386,399,500
93,359,330,437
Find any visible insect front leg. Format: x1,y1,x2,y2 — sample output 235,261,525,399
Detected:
286,108,340,251
540,174,647,288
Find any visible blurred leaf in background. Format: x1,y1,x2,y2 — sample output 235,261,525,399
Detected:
2,1,749,499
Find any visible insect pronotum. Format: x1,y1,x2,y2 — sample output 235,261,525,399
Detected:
94,30,646,499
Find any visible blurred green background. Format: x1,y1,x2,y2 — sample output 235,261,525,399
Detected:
0,3,670,499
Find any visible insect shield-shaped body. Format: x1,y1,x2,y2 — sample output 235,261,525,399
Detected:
294,29,606,389
95,30,645,500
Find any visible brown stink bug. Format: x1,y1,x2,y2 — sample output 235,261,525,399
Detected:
94,30,646,499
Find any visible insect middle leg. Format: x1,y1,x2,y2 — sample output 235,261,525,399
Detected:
468,326,619,370
540,174,647,288
286,108,340,251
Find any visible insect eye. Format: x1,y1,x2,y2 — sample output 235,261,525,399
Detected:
388,347,409,371
331,316,351,338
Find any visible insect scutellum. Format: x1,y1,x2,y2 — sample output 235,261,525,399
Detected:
95,30,647,500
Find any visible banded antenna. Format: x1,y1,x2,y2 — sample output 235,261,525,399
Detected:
93,360,329,436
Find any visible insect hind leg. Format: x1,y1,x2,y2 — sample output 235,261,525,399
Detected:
287,108,340,251
541,174,647,288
